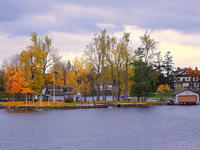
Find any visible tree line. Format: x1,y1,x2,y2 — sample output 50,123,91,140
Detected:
0,30,174,101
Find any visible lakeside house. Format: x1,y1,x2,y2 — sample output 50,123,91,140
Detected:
95,83,113,95
39,85,80,101
173,67,199,89
172,89,199,104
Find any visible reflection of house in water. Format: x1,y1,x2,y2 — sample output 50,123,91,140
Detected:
41,85,80,101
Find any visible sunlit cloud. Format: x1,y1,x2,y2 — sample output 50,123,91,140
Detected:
123,25,200,68
0,33,29,63
96,23,117,30
48,31,92,61
0,25,200,68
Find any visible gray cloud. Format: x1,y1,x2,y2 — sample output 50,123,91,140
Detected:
0,0,199,36
0,0,200,68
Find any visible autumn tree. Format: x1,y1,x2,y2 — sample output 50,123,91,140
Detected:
49,61,66,86
86,30,134,101
105,33,131,100
187,67,200,89
5,66,33,103
73,58,91,101
19,33,60,94
121,33,134,100
113,41,126,100
105,35,116,100
30,33,60,75
20,49,44,94
157,84,170,93
135,31,158,64
85,29,109,100
188,67,200,78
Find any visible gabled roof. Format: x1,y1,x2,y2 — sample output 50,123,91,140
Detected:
174,68,189,76
172,89,199,96
47,85,74,89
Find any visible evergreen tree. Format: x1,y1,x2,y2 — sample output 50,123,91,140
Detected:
163,51,173,76
163,51,174,87
130,60,158,101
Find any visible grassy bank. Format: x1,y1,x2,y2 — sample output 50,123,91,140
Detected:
151,91,174,98
0,100,166,108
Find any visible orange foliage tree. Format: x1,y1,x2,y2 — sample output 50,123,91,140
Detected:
188,67,200,78
5,66,34,101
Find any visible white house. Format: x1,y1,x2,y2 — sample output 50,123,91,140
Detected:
172,89,199,104
173,67,199,89
37,85,81,101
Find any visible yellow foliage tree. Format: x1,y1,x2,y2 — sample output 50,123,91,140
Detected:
19,33,59,94
157,84,171,93
176,85,184,91
74,57,91,101
20,46,44,93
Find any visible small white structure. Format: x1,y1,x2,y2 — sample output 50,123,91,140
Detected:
172,89,199,104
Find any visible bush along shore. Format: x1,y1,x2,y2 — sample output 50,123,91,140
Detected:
0,101,167,111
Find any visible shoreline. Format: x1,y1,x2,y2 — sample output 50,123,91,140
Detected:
0,102,167,110
0,101,197,111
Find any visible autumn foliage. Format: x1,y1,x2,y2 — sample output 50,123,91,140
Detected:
1,101,65,107
188,67,200,78
176,85,184,91
0,30,175,103
157,84,170,93
5,66,33,95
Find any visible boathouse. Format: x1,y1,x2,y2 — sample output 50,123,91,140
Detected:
172,89,199,104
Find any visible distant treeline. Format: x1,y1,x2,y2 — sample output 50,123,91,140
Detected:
0,29,175,101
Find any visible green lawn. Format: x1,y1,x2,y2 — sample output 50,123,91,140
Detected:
151,90,174,98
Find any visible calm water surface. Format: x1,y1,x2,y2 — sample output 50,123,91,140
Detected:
0,106,200,150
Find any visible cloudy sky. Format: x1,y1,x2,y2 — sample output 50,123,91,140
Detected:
0,0,200,68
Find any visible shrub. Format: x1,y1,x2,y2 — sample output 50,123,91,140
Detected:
157,84,171,93
176,85,184,91
64,97,73,103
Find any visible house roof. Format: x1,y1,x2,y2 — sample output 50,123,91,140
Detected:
47,85,74,89
172,89,199,96
174,68,189,77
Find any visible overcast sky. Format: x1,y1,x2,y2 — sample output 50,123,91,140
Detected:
0,0,200,68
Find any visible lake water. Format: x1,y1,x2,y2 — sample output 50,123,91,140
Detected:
0,106,200,150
